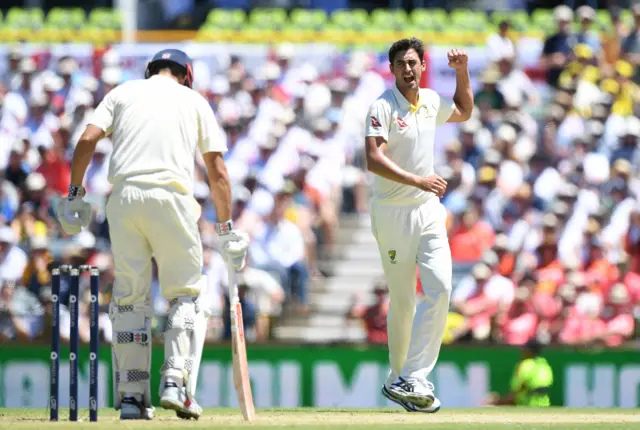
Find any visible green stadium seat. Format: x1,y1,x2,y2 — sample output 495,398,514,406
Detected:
249,8,287,30
411,8,449,33
370,9,408,31
330,9,369,31
47,7,86,30
491,10,530,32
206,9,246,30
531,9,556,35
594,9,612,32
88,8,121,30
5,7,44,30
289,9,327,30
450,9,489,32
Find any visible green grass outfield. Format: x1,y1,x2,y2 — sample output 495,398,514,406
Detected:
2,408,640,429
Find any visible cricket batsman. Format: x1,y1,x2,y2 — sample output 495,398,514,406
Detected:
57,49,249,420
364,38,473,412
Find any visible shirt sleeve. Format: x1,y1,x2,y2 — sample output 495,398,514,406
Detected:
436,94,456,126
197,96,227,155
365,99,391,141
89,88,117,135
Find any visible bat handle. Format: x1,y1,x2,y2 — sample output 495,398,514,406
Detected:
227,255,239,303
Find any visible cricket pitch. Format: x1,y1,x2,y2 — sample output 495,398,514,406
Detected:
2,407,640,429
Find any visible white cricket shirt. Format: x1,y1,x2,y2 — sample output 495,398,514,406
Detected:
89,75,226,194
365,85,455,204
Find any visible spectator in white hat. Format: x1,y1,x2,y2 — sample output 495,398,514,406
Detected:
2,45,23,90
56,56,78,101
16,57,37,99
576,6,601,54
496,54,539,108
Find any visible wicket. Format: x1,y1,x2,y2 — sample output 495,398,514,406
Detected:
50,264,100,422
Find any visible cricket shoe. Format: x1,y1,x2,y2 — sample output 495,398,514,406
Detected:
159,382,184,413
384,376,435,409
382,384,442,413
120,396,155,420
174,387,203,420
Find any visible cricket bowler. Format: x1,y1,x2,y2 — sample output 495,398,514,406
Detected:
364,38,473,412
57,49,249,420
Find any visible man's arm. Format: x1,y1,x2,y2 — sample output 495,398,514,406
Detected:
365,136,423,188
202,152,232,223
446,49,473,123
70,125,104,187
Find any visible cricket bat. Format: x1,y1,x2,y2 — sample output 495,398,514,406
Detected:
227,256,256,421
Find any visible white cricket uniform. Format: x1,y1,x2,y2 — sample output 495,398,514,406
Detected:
365,85,455,384
90,74,226,304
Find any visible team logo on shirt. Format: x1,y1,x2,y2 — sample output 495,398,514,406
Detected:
396,117,408,128
388,250,397,264
370,116,381,128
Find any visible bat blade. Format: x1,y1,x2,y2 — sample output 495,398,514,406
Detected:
231,301,255,421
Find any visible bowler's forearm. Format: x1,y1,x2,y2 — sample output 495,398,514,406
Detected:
453,68,473,119
367,153,421,189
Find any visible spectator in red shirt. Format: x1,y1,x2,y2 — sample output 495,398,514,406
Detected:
582,237,618,293
35,141,70,197
599,283,635,347
450,203,495,262
348,279,389,344
625,204,640,274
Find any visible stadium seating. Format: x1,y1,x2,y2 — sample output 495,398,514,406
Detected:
0,7,633,44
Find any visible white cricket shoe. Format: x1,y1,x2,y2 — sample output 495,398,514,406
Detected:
384,377,435,409
159,383,183,412
120,396,154,420
175,388,203,420
382,384,442,413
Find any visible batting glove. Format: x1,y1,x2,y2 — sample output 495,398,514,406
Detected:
57,185,92,235
216,221,249,270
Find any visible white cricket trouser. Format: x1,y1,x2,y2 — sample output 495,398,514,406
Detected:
106,183,205,305
370,197,452,383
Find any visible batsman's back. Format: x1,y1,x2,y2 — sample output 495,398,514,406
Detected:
93,75,223,195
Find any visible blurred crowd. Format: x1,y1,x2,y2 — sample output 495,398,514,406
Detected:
0,39,378,345
2,4,640,348
348,4,640,348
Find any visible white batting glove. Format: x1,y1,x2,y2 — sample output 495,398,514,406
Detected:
216,221,249,270
57,186,92,235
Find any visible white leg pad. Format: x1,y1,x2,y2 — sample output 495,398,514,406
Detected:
186,307,210,398
161,297,198,391
110,303,153,409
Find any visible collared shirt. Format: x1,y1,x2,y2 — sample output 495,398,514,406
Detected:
89,74,226,194
365,85,455,204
